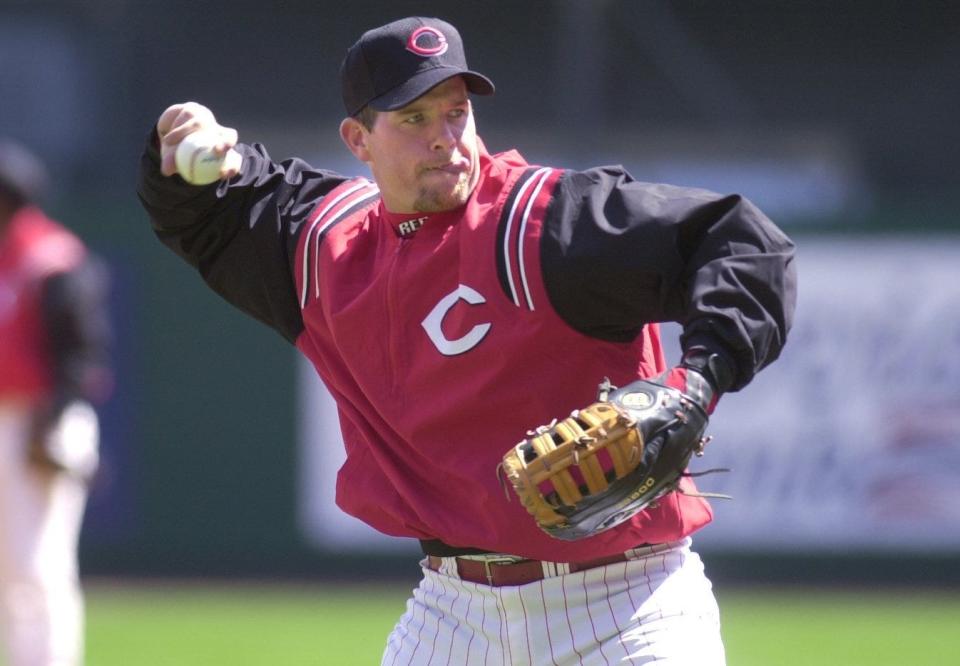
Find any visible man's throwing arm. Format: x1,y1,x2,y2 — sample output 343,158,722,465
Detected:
136,106,349,343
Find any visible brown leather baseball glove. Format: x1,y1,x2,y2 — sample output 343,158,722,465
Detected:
499,371,715,541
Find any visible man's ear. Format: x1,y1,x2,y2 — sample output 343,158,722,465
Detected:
339,117,371,162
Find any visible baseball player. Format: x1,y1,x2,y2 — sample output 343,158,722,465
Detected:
137,16,796,665
0,139,112,666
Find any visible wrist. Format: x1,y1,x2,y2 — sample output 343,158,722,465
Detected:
664,365,717,414
680,346,736,396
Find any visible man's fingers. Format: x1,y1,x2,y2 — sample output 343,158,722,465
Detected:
215,127,239,153
156,101,219,144
220,148,243,179
161,117,207,148
155,101,240,178
156,103,187,138
159,147,178,177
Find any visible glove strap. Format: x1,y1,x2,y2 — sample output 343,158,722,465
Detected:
663,346,732,414
680,347,736,395
667,366,716,414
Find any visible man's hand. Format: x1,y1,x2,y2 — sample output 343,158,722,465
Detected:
156,102,242,180
28,399,100,482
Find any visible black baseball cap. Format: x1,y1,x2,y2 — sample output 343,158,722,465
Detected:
340,17,495,117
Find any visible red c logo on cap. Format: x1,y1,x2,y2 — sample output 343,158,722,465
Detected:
406,27,448,57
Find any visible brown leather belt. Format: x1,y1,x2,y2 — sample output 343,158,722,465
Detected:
425,550,636,587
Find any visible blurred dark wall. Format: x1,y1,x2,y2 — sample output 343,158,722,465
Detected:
1,0,957,207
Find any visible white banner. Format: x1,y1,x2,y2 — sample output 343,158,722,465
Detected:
684,236,960,552
299,236,960,553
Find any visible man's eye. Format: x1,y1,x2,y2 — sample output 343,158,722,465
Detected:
404,114,424,124
449,108,466,119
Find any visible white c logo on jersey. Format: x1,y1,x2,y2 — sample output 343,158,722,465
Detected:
421,284,491,356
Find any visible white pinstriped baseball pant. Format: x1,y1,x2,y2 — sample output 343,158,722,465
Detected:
0,404,89,666
382,538,725,665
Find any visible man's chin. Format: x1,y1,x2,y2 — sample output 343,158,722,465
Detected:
414,183,472,213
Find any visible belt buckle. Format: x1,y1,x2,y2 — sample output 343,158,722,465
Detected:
480,556,524,586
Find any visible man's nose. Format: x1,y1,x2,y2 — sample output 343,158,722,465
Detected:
431,120,458,151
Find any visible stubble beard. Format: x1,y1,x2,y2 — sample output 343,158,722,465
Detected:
412,160,479,213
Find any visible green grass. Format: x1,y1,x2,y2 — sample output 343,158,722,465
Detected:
86,581,410,665
718,587,960,666
85,581,960,665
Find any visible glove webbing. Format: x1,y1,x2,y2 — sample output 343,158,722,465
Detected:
502,403,643,522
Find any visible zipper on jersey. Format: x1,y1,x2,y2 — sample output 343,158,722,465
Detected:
384,236,413,394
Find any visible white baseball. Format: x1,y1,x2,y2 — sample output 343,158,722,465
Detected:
174,130,227,185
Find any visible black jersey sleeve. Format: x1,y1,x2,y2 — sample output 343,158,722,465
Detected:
136,129,350,343
40,255,113,404
540,165,796,391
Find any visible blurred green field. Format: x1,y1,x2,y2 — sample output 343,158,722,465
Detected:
85,581,960,665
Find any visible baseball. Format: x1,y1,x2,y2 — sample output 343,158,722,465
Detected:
174,130,226,185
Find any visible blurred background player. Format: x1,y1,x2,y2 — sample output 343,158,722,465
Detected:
0,139,112,666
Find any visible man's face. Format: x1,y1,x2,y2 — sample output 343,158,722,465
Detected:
348,77,480,214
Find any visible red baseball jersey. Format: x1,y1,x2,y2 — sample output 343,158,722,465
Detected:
290,150,712,561
0,207,85,401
